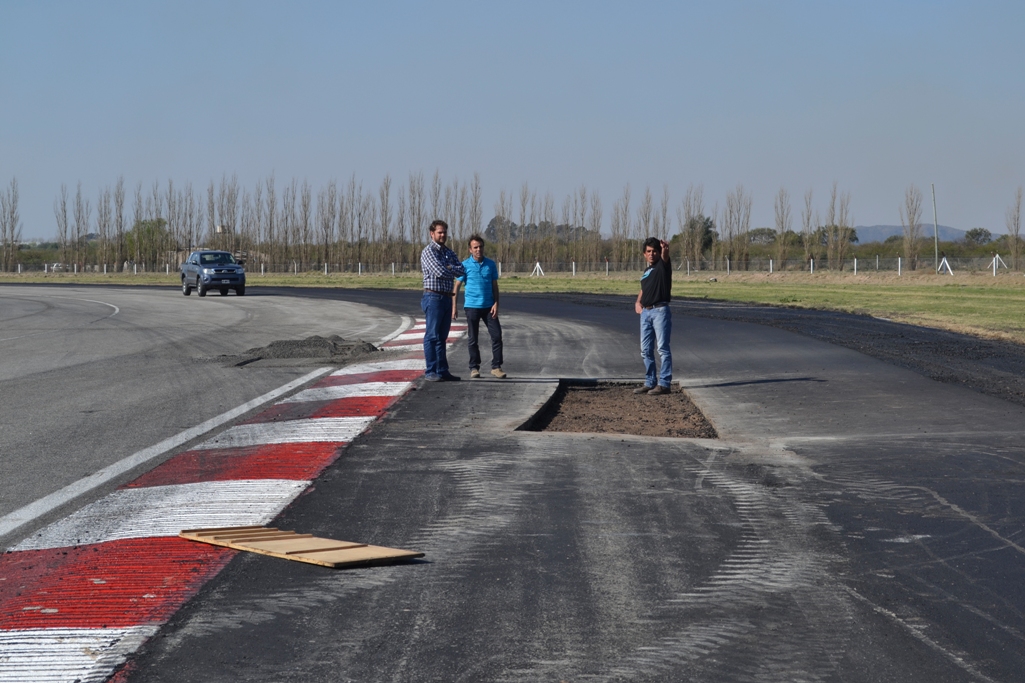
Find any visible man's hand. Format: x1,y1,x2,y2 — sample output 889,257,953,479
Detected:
452,301,459,320
490,302,499,319
635,299,643,315
660,239,670,261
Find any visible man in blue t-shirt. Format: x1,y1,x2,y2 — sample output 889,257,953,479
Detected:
453,234,506,378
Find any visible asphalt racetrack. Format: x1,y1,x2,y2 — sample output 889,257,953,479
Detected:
4,284,1025,682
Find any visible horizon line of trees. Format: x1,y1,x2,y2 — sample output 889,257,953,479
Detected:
2,174,1023,272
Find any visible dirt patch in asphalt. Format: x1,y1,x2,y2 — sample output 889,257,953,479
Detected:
528,383,718,439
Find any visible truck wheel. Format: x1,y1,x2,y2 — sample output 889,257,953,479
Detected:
236,286,246,296
182,278,192,296
197,279,207,297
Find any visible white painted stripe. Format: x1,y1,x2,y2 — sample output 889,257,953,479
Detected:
0,626,159,683
10,480,309,551
377,315,413,344
383,342,460,351
191,417,376,450
331,359,425,375
0,367,334,541
391,331,430,342
279,382,413,404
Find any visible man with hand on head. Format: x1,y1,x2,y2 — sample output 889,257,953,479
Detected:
420,219,466,381
453,234,506,378
634,237,673,395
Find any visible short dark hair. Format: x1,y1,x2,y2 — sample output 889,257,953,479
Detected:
468,234,484,247
429,219,448,232
643,237,661,252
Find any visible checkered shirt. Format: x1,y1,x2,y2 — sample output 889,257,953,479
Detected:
421,240,466,292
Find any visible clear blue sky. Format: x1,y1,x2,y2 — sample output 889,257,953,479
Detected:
2,0,1023,239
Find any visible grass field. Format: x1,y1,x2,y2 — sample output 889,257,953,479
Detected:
5,269,1025,344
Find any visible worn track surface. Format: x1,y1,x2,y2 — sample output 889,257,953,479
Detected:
113,289,1025,682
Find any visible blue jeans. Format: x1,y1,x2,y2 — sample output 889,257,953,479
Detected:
640,305,672,388
421,292,452,377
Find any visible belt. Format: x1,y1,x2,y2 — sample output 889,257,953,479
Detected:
642,302,669,310
424,289,455,297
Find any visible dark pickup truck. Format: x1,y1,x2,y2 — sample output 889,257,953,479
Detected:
181,250,246,296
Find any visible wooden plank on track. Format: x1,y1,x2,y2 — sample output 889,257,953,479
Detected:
180,526,424,568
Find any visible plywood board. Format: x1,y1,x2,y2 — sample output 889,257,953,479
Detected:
180,526,424,568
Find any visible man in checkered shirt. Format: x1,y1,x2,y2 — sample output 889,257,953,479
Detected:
420,219,466,381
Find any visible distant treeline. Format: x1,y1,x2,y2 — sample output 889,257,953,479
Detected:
2,174,1023,272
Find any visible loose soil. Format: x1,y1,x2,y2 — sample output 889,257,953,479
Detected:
529,383,718,439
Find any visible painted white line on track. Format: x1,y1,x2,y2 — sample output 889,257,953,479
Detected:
332,359,426,375
0,626,159,683
10,480,310,551
192,417,376,450
279,382,413,403
0,367,333,541
377,315,413,344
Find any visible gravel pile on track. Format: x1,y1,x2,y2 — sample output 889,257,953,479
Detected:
244,335,378,360
546,293,1025,409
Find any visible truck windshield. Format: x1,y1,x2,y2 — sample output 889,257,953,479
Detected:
200,253,236,265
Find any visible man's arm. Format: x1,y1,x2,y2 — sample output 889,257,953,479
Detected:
452,279,462,320
660,239,671,264
635,289,643,314
490,280,499,318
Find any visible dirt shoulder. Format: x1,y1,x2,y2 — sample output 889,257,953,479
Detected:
539,292,1025,409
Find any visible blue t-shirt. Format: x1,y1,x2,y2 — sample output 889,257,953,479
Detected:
457,256,499,308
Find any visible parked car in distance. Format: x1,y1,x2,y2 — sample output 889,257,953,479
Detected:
181,250,246,297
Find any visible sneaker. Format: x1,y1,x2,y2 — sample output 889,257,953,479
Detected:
634,385,654,394
424,374,441,382
490,368,507,379
648,385,671,395
439,372,461,382
470,368,481,378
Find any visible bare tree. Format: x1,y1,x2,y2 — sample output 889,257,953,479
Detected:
836,189,853,269
824,182,839,269
73,183,90,268
657,184,670,241
317,181,337,267
774,186,791,270
96,185,112,269
408,171,425,249
681,184,705,268
588,190,603,266
900,184,923,270
468,172,483,239
722,184,751,268
396,184,407,261
430,169,442,221
0,178,21,271
636,186,653,241
618,184,632,264
298,179,312,267
1007,186,1023,270
113,177,125,267
801,188,814,265
378,174,392,264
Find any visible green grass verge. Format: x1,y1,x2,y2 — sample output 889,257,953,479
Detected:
5,269,1025,344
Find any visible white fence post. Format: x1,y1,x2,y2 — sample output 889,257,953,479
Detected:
810,258,814,274
391,262,395,275
854,257,857,275
769,258,773,274
686,260,690,276
727,257,731,276
572,260,576,277
498,261,502,277
898,257,902,276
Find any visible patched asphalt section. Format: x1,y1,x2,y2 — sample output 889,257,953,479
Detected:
121,380,954,682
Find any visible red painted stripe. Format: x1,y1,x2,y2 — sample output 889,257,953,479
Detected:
316,369,423,386
0,537,233,629
123,443,342,488
244,395,398,424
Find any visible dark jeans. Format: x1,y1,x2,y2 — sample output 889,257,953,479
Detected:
421,292,452,377
465,307,503,370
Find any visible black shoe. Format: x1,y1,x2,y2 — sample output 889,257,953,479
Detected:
648,385,670,395
634,385,654,394
439,373,461,381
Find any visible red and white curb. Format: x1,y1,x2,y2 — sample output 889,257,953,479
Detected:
0,318,464,682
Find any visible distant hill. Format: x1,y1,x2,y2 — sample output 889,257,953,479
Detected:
855,224,963,243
